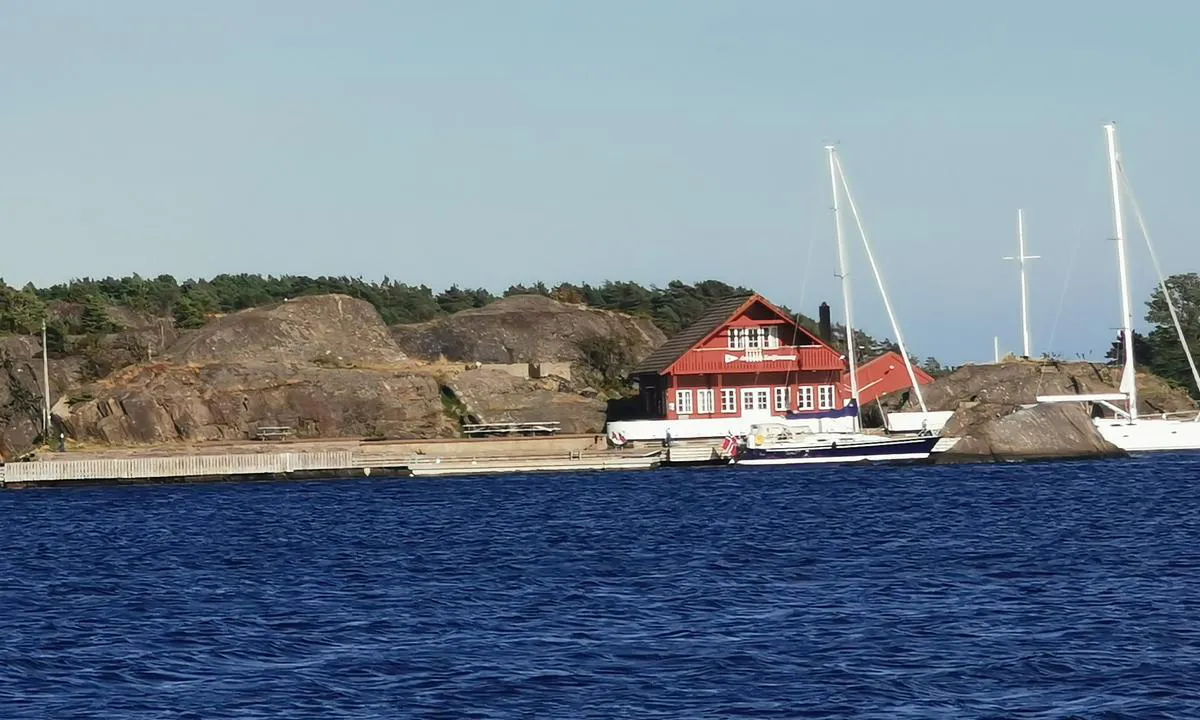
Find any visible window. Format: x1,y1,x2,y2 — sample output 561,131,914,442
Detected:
675,389,694,415
774,386,790,412
731,326,781,350
720,388,737,413
817,385,837,410
755,389,770,410
697,389,715,414
797,386,814,410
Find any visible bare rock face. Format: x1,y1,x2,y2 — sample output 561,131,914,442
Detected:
10,293,640,452
49,295,450,447
391,294,666,364
57,362,455,444
0,337,86,460
902,360,1195,462
937,403,1124,462
447,368,606,434
907,360,1196,415
166,294,406,366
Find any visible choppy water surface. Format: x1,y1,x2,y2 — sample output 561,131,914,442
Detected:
4,456,1200,718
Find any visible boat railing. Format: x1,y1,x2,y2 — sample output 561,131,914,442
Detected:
462,421,562,437
1154,410,1200,421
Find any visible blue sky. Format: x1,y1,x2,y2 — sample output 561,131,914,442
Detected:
2,1,1197,364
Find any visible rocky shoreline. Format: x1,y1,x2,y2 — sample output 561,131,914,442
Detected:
3,292,1196,466
1,293,661,461
888,359,1195,463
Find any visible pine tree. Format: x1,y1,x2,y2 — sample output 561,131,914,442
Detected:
80,295,116,335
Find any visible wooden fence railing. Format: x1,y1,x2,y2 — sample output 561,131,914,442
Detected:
462,421,561,437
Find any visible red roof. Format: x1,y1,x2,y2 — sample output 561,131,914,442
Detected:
633,293,843,376
847,351,934,405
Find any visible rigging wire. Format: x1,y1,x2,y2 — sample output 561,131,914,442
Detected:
793,196,823,314
1042,229,1084,358
1034,228,1084,399
1119,164,1200,414
832,152,928,413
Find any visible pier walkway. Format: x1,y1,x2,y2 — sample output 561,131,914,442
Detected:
0,435,667,488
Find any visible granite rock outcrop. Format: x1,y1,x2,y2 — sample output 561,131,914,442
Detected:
58,362,453,444
166,294,406,366
0,337,85,459
51,295,453,447
897,360,1196,462
447,368,607,435
390,294,666,366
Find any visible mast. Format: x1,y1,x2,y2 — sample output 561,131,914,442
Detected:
1003,209,1039,358
1118,167,1200,419
827,145,860,428
832,152,928,413
1105,122,1138,421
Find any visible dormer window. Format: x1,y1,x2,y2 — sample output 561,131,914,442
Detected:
730,326,780,350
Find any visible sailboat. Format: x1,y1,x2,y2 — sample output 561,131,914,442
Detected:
1038,123,1200,452
732,145,941,466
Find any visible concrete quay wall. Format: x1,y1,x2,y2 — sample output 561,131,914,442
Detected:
0,434,637,488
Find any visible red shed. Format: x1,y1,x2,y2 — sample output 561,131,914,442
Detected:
847,351,935,406
629,294,849,423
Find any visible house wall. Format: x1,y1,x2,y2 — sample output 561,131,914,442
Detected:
628,294,852,425
660,369,846,421
671,317,843,376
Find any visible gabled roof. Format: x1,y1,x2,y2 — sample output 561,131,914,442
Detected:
633,293,839,376
858,351,935,384
633,295,753,375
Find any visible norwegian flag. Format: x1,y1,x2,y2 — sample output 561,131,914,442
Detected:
719,433,739,458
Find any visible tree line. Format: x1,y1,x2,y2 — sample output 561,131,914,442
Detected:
1,274,793,335
1106,272,1200,398
1,272,927,366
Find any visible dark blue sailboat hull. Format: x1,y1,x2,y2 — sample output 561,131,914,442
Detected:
735,435,940,466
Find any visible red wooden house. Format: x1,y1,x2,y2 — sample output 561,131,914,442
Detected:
628,294,850,424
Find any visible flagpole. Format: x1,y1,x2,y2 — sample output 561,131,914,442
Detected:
42,319,51,439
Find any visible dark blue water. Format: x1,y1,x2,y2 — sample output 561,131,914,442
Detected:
4,456,1200,718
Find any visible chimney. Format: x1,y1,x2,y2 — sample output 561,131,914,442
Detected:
818,302,832,343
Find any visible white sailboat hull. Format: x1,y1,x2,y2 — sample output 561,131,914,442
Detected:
1093,417,1200,453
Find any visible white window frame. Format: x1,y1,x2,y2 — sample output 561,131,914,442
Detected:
754,388,770,411
675,389,694,415
773,386,790,412
817,384,836,410
746,327,762,349
797,386,814,411
728,328,745,350
697,388,715,414
720,388,737,413
765,326,780,349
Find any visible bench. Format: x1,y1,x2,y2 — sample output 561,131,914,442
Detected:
253,426,295,441
462,421,561,438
